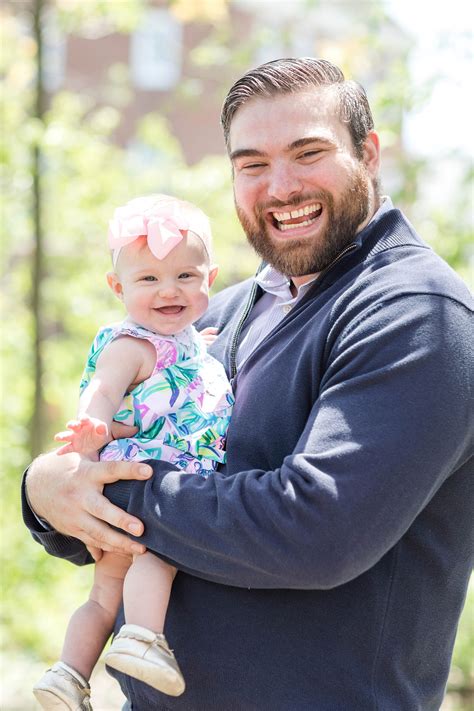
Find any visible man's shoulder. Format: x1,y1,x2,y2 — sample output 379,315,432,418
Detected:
363,243,472,311
198,276,256,330
350,208,472,311
211,276,256,305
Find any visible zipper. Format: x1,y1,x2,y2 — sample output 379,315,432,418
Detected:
314,242,358,285
228,242,358,379
229,278,260,379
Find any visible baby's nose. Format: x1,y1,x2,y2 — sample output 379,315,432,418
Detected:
158,282,179,298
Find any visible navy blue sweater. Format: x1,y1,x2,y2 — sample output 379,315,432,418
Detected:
23,204,473,710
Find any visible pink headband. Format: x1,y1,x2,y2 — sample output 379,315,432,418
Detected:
108,195,212,267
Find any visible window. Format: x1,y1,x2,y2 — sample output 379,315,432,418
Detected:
42,9,66,92
130,8,182,91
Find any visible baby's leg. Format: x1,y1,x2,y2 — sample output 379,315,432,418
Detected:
61,551,131,680
123,551,176,633
105,553,184,696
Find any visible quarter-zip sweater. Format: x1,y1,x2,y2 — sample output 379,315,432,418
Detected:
23,204,473,710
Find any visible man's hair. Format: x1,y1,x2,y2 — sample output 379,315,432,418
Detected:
221,57,374,159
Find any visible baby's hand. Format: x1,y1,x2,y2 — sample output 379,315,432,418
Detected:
200,327,219,346
110,421,139,440
54,416,110,457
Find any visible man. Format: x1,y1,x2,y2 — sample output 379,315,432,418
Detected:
23,58,473,710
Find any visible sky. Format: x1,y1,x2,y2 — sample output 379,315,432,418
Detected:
386,0,473,158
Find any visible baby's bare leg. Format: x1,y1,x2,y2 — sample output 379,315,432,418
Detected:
61,552,131,679
123,552,176,633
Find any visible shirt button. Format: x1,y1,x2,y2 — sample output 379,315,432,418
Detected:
283,304,292,314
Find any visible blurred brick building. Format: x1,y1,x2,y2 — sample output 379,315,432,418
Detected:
42,0,408,169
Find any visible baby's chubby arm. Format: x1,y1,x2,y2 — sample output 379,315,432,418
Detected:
24,335,156,555
55,336,156,458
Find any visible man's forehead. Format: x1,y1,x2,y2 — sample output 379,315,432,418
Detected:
228,87,346,153
232,84,337,117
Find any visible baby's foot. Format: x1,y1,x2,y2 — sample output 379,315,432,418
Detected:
33,661,93,710
105,624,185,696
55,416,109,456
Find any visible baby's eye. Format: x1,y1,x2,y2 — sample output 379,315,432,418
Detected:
142,275,157,282
178,272,193,279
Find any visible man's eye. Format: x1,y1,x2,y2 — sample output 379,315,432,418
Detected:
243,162,266,171
235,161,267,174
299,150,321,160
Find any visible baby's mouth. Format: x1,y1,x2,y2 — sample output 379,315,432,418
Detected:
155,305,185,315
270,202,323,231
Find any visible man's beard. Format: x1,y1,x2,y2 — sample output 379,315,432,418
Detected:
235,165,371,276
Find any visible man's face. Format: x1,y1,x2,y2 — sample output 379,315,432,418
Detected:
229,88,380,282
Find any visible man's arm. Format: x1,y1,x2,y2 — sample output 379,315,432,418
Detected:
107,294,473,589
23,450,151,557
23,294,472,581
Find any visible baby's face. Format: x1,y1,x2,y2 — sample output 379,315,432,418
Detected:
108,232,217,336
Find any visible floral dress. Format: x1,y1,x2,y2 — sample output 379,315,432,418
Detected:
80,321,234,477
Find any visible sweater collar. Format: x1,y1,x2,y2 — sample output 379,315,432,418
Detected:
352,196,393,247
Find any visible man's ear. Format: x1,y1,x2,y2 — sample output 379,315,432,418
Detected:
106,271,124,301
361,131,380,178
208,265,219,288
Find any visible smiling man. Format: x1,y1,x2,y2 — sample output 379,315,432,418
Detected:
23,58,473,711
229,87,379,284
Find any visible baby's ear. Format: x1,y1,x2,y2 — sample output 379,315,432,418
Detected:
106,271,124,300
208,264,219,288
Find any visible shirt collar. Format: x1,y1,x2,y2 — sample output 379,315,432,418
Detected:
255,196,393,297
255,264,318,300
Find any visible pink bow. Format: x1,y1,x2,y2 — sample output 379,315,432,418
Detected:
108,197,194,264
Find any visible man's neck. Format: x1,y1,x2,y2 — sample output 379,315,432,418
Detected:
290,273,319,294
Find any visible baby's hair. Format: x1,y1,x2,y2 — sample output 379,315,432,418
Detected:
108,194,213,268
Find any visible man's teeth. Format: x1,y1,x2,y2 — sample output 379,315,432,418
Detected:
273,203,322,222
278,219,316,231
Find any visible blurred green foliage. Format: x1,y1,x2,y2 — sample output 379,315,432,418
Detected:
1,1,472,708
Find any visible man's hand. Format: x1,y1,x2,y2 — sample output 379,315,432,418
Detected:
26,450,152,556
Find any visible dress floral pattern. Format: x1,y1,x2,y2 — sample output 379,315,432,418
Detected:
80,321,234,477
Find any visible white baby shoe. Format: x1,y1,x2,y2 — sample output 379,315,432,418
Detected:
33,661,93,710
105,623,185,696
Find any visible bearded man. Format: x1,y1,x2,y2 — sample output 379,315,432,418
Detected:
23,58,473,711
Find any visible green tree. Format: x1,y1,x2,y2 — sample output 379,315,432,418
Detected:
1,1,471,708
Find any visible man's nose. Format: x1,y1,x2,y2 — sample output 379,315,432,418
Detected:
267,164,303,202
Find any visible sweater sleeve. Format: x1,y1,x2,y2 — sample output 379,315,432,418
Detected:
107,293,473,589
21,471,92,566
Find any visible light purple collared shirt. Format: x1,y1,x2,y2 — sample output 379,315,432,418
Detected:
236,268,317,368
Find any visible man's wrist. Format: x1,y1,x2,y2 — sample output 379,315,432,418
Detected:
21,467,54,531
104,478,134,510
